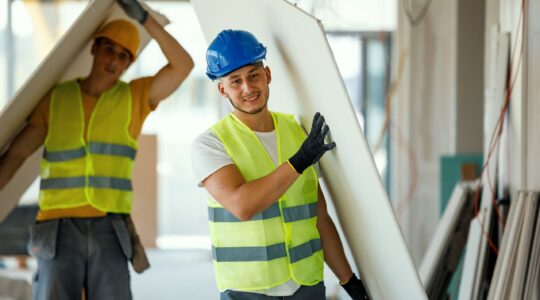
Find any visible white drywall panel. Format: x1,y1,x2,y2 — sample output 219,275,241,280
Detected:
526,0,540,189
458,213,485,300
0,0,168,221
419,183,467,287
461,31,510,298
192,0,426,298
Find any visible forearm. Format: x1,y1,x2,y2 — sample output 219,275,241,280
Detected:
143,15,193,73
318,215,353,282
0,152,29,190
0,124,46,190
213,163,299,221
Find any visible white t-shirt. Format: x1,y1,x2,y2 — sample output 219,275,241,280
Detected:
191,129,303,296
192,129,278,186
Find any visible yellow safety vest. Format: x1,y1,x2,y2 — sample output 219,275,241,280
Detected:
209,112,324,291
39,80,138,213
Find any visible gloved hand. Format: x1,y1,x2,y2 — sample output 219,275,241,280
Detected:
117,0,148,24
288,112,336,174
341,274,369,300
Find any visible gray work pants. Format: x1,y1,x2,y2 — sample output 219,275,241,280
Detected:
220,282,326,300
28,214,133,300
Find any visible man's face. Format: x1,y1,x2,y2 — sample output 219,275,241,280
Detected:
218,64,272,116
91,38,132,79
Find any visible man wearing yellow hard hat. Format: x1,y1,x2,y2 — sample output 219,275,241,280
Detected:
0,0,193,299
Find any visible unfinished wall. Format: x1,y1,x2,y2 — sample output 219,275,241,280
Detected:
392,0,457,265
485,0,531,195
395,0,536,267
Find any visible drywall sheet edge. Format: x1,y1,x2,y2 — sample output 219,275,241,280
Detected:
192,0,426,298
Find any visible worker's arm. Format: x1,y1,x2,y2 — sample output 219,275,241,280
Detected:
316,187,369,299
316,186,353,282
203,113,335,221
203,163,299,221
0,124,46,190
117,0,194,106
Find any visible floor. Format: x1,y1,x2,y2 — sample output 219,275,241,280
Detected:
0,249,348,300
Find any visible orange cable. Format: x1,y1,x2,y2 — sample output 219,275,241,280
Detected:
473,0,527,255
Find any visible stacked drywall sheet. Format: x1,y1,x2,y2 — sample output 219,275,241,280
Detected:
0,0,168,222
192,0,426,298
458,211,487,300
419,182,476,299
488,191,540,299
458,30,510,300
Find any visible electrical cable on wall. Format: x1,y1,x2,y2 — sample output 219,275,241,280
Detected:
473,0,527,255
370,39,419,216
402,0,434,27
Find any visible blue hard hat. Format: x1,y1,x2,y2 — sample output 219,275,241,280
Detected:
206,30,267,80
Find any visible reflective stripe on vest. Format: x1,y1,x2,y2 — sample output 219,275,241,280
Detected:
212,238,322,264
43,142,137,162
41,176,132,191
208,112,324,291
208,202,317,223
39,80,138,213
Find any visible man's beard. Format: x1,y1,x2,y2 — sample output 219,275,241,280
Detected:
227,89,270,115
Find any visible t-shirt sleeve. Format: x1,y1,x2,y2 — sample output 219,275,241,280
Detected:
191,130,234,187
28,91,51,134
129,77,154,139
130,76,155,114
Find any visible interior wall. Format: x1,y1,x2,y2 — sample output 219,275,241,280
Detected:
392,0,457,266
395,0,536,266
456,0,485,154
489,0,529,194
505,0,527,195
526,0,540,189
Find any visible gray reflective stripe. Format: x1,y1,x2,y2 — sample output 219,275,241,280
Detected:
282,203,317,222
41,177,86,189
289,238,322,263
40,176,132,191
43,143,136,162
43,147,86,162
208,202,281,222
89,142,137,160
212,243,287,262
89,177,132,191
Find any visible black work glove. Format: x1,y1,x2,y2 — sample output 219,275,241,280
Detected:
117,0,149,24
288,112,336,174
341,274,369,300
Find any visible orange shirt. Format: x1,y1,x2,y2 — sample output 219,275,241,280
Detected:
29,77,156,221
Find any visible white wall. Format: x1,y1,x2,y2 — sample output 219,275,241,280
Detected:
393,0,457,265
394,0,538,267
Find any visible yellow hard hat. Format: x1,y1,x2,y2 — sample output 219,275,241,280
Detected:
94,19,140,60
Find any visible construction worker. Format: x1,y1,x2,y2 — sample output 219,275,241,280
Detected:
0,0,193,299
191,29,368,299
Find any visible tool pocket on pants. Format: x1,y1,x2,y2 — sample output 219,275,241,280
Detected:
110,216,133,260
27,219,59,260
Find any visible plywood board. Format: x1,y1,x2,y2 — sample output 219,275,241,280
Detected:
192,0,426,298
0,0,169,221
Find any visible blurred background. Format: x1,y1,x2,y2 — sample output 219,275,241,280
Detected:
0,0,537,299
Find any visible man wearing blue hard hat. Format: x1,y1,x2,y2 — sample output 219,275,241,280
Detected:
191,29,368,299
